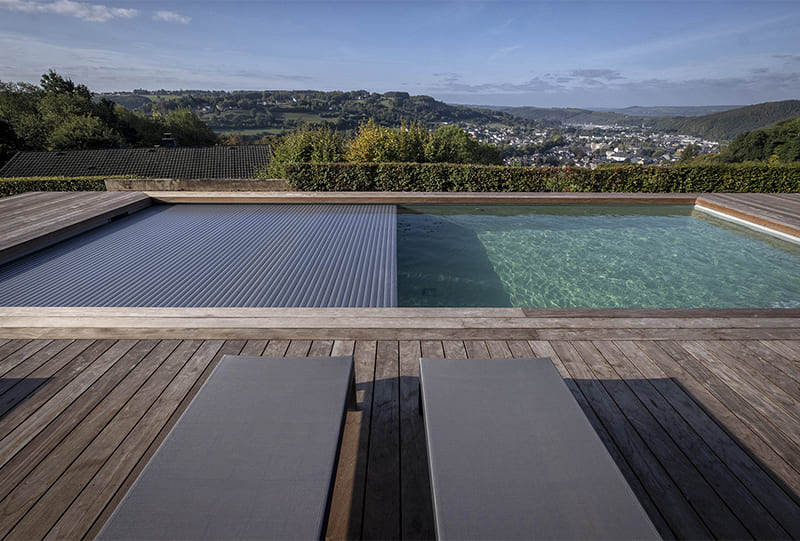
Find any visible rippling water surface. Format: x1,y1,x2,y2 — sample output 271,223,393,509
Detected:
397,204,800,308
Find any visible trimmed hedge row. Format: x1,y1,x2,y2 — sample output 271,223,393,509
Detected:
283,162,800,193
0,176,109,197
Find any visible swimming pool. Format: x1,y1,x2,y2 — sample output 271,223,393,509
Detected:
397,204,800,308
0,202,798,309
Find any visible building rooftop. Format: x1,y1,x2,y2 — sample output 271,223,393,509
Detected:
0,145,272,179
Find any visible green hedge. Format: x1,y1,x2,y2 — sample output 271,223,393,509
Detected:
283,163,800,193
0,176,109,197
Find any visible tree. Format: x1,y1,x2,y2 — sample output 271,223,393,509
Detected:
679,144,700,163
45,114,123,150
40,70,91,100
0,117,22,166
395,121,428,162
163,108,218,146
345,119,403,162
425,125,501,165
269,124,346,176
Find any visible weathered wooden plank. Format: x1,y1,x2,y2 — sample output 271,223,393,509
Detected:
398,340,434,540
687,341,800,444
362,340,400,540
716,340,800,402
238,339,268,356
308,339,334,356
1,191,148,234
698,193,800,222
0,340,136,468
543,340,708,539
506,340,534,358
0,340,73,396
0,341,180,513
0,339,53,377
528,340,674,539
285,339,312,357
615,340,800,538
420,340,444,359
0,192,89,222
463,340,490,359
0,339,29,363
651,341,800,483
593,340,789,539
441,340,466,358
697,194,800,232
7,313,800,330
0,340,163,537
0,341,107,434
572,340,749,538
262,339,290,356
486,339,513,359
5,318,800,341
331,340,356,358
523,307,800,318
0,192,152,265
326,340,374,540
35,341,224,540
760,340,800,364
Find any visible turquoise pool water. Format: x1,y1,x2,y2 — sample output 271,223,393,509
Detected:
397,204,800,308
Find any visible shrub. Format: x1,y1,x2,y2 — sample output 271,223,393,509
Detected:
282,163,800,193
268,124,346,178
0,176,110,197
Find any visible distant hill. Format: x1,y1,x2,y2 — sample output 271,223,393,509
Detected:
596,105,743,117
477,105,635,126
490,100,800,142
645,100,800,141
101,90,548,137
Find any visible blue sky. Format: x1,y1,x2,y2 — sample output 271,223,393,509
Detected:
1,0,799,107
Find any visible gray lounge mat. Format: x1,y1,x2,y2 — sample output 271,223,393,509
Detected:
419,357,660,540
99,355,355,540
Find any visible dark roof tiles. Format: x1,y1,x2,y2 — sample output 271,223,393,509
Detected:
0,145,272,179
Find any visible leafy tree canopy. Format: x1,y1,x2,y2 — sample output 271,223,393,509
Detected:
720,117,800,163
0,71,218,166
270,121,502,170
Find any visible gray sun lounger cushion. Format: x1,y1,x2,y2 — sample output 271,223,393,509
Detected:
419,357,660,540
99,355,355,540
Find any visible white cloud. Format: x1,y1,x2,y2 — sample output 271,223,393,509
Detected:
0,0,137,22
153,10,190,24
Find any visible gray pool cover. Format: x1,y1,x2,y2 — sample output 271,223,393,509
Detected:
0,204,397,307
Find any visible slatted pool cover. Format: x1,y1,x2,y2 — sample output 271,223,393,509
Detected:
0,204,397,307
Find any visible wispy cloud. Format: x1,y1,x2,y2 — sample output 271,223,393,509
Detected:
0,33,316,91
569,69,624,81
430,75,559,94
0,0,137,22
489,44,521,62
153,10,190,24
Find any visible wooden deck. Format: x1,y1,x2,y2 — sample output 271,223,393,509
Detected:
0,191,798,539
0,322,799,539
0,191,152,265
696,193,800,240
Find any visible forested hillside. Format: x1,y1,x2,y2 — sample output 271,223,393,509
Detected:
487,106,634,126
646,100,800,141
104,89,546,136
719,117,800,163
